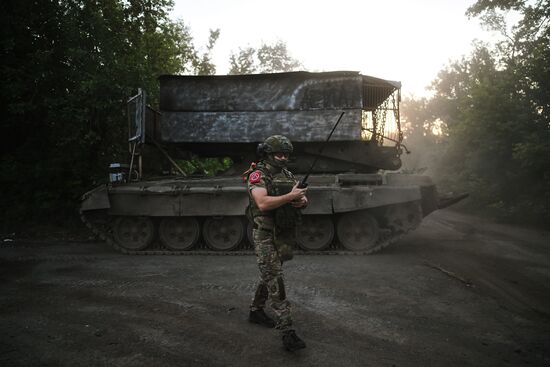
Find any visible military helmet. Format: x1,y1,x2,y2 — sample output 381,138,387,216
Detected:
259,135,294,155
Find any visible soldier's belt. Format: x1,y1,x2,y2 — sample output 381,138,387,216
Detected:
253,215,274,231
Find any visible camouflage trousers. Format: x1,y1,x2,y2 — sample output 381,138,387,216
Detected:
250,228,292,331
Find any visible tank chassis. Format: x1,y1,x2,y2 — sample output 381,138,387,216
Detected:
80,71,464,255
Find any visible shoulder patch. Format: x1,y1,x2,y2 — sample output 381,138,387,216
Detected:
249,170,262,184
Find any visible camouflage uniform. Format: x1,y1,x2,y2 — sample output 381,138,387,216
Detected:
247,161,297,331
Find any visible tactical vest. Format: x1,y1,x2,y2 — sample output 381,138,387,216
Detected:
247,162,301,261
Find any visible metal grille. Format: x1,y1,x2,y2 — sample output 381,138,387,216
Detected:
127,89,146,144
361,88,402,146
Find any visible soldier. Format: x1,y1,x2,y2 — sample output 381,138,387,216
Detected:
245,135,308,352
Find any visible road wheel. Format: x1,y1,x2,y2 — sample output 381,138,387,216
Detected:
297,215,335,251
203,216,244,251
158,217,200,251
337,211,379,251
113,216,155,251
386,202,422,233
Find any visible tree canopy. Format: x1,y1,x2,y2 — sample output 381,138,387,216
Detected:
228,41,302,74
402,0,550,225
0,0,212,227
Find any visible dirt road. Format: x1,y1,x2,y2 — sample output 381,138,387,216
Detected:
1,209,549,366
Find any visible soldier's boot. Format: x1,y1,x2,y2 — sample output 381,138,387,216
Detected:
282,330,306,352
248,309,275,328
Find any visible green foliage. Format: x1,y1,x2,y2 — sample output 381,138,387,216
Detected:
194,29,220,75
404,0,550,225
228,47,257,74
0,0,206,227
256,41,302,73
176,157,233,177
228,41,302,75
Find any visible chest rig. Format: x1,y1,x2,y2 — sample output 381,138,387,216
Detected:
247,164,298,220
247,162,301,262
270,169,301,230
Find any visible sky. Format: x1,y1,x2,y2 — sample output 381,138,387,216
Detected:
170,0,495,97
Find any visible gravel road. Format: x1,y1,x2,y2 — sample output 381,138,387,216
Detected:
1,209,549,367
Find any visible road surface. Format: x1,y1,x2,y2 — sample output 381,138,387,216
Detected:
1,209,549,366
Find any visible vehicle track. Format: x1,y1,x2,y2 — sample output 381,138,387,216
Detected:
80,209,410,256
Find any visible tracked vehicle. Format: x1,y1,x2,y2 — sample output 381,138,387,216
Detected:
80,71,464,255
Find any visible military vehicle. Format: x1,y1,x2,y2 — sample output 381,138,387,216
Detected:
80,71,465,255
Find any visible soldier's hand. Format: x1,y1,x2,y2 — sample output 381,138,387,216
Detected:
288,183,307,202
291,196,308,208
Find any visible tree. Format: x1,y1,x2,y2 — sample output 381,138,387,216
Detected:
228,47,257,75
228,41,302,75
419,0,550,224
194,29,220,75
0,0,203,227
256,41,302,73
466,0,550,125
